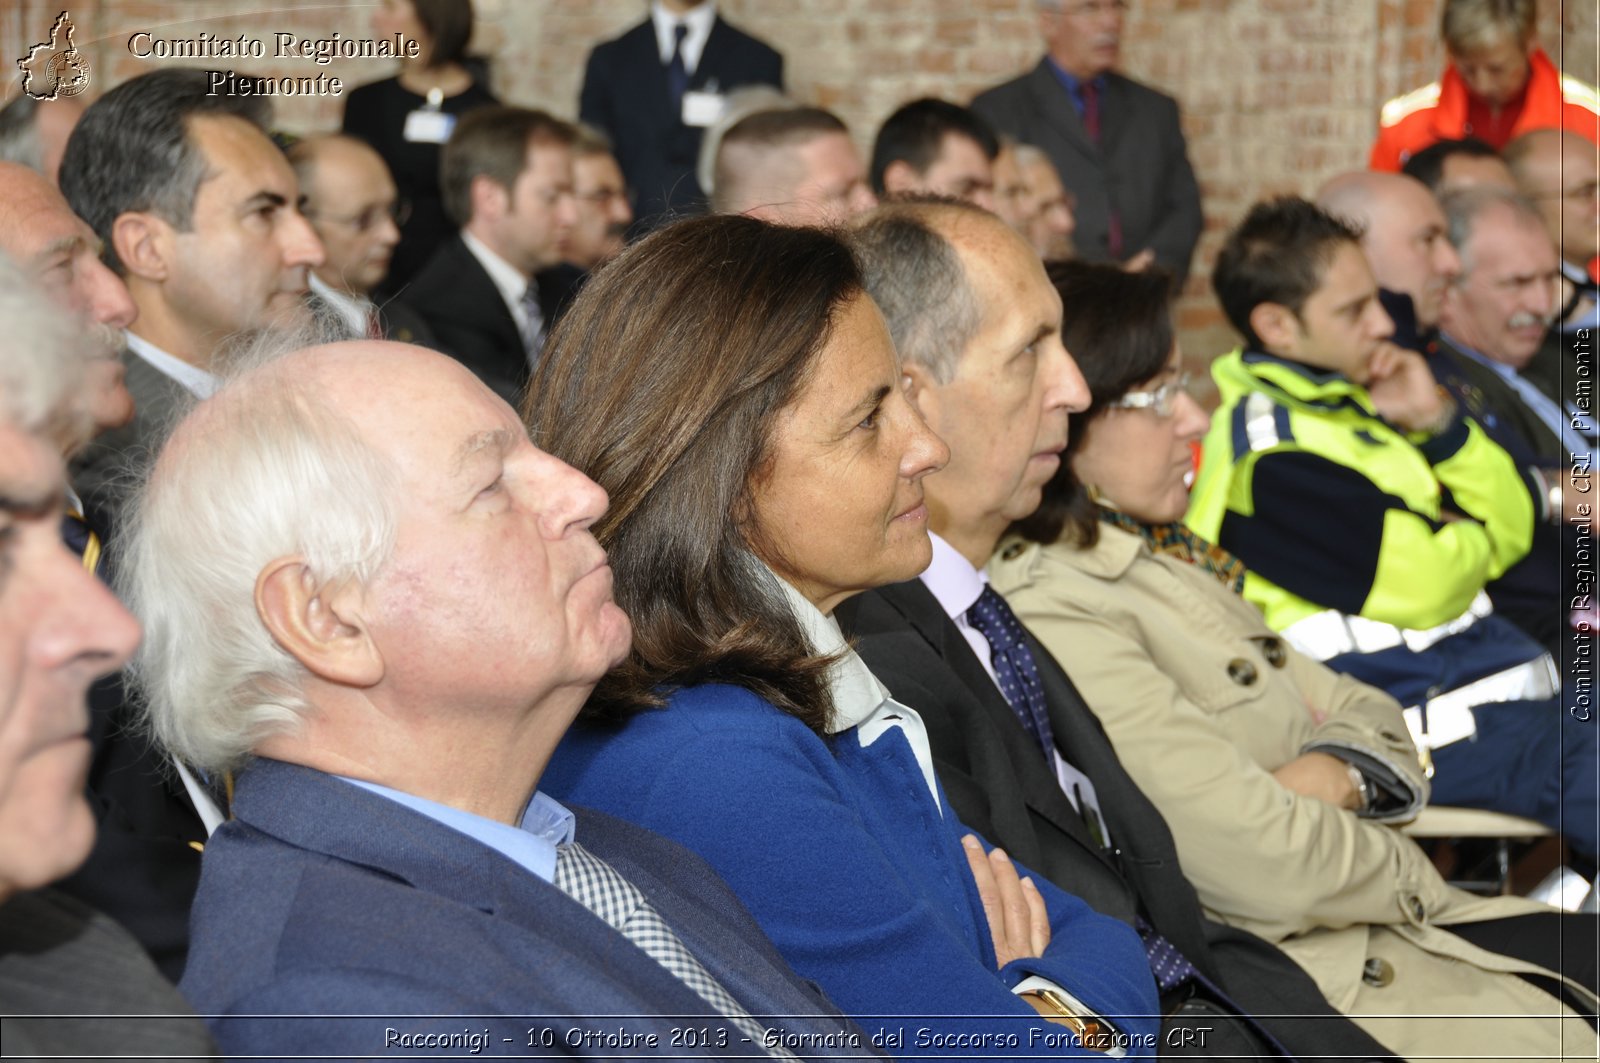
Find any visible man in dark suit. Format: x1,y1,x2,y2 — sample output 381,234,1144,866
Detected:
837,200,1394,1060
971,0,1202,281
581,0,783,224
121,338,871,1057
0,257,212,1057
406,107,579,406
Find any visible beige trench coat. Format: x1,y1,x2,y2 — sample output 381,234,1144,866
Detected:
990,525,1596,1061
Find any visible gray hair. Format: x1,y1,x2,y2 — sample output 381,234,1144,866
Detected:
118,319,396,777
58,69,272,276
0,96,41,173
0,250,91,437
1440,185,1548,277
851,201,984,383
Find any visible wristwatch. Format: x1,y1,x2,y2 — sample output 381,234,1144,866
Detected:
1345,762,1372,813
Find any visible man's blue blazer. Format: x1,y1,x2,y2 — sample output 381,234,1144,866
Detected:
179,759,873,1058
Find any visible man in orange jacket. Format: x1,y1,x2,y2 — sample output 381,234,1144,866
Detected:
1370,0,1598,171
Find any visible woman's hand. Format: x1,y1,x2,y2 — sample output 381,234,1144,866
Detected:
962,834,1051,967
1271,752,1361,810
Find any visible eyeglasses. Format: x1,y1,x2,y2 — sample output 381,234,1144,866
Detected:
1108,372,1189,417
304,199,412,233
1053,0,1129,17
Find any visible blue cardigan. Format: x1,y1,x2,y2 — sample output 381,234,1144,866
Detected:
544,683,1159,1058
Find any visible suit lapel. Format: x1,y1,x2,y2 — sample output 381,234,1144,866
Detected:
623,20,679,124
445,236,523,348
1025,60,1098,161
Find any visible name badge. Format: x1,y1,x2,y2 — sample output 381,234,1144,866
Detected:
681,90,725,129
403,109,456,144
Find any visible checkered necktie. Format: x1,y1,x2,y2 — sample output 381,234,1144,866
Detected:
967,587,1059,763
553,842,792,1059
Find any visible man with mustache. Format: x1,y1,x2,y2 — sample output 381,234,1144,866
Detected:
972,0,1201,282
1437,187,1577,471
59,68,324,535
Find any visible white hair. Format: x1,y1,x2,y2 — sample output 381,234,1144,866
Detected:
118,324,397,776
0,250,91,437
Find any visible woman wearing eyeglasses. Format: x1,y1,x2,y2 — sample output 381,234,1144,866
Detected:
987,260,1594,1061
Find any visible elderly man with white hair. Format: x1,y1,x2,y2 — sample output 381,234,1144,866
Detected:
0,253,210,1056
119,336,870,1057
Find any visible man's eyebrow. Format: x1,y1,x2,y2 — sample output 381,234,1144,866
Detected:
242,190,289,212
452,428,515,474
30,233,87,265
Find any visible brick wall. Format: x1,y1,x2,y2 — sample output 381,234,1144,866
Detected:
2,0,1590,362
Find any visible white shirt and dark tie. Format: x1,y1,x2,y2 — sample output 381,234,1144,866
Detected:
460,230,546,366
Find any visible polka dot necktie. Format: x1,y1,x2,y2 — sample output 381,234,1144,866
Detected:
966,586,1058,764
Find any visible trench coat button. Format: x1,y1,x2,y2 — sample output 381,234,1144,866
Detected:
1407,895,1426,922
1227,658,1258,685
1260,638,1287,668
1000,542,1025,561
1361,957,1394,988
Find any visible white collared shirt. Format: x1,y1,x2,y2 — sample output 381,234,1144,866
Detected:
920,531,998,683
309,272,376,339
339,777,576,885
460,229,534,340
124,330,218,399
919,533,1108,839
769,571,942,809
651,0,716,74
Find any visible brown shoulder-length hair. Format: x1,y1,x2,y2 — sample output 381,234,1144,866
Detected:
411,0,475,68
1010,260,1177,548
524,214,864,734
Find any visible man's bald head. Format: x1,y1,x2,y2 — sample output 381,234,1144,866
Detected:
1317,170,1460,329
1506,129,1600,268
288,135,401,296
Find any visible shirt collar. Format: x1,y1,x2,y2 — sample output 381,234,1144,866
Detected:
1045,57,1104,98
651,1,717,71
766,567,895,735
338,776,575,884
461,229,531,320
123,330,218,399
919,530,988,623
309,272,373,338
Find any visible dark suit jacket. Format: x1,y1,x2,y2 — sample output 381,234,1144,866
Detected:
1426,331,1568,653
0,888,215,1057
70,347,194,535
838,580,1395,1061
580,17,783,223
972,61,1202,281
403,236,572,407
180,760,871,1058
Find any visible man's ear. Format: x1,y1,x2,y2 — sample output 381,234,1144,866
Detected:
1249,301,1301,355
111,211,173,283
901,359,943,425
255,559,383,688
881,159,919,197
470,174,511,222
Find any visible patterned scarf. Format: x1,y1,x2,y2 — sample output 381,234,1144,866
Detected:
1097,506,1248,595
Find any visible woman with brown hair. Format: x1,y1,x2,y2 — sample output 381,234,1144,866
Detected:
530,215,1159,1057
988,260,1594,1060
